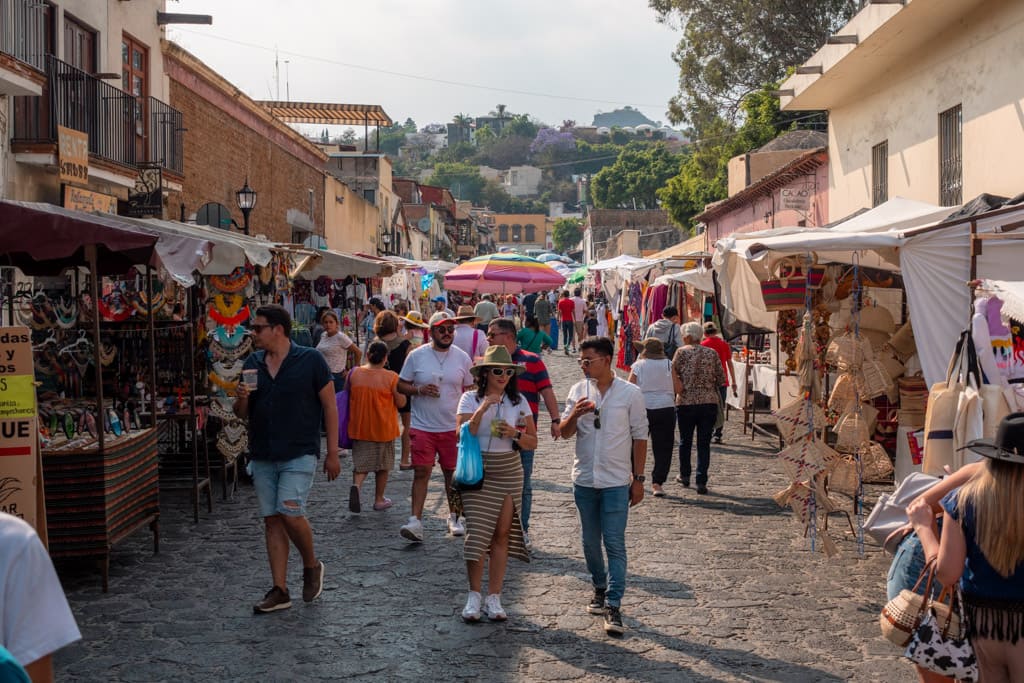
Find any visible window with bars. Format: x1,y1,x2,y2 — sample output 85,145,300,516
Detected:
872,140,888,207
939,104,963,206
498,224,509,241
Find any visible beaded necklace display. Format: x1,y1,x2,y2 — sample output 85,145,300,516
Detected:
212,360,242,380
209,268,252,293
131,290,166,316
98,342,117,367
208,303,250,326
213,294,245,316
212,324,248,347
98,292,132,322
208,371,239,394
208,336,253,362
53,296,78,329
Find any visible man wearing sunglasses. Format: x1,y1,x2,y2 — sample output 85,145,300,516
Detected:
235,304,339,614
397,312,475,542
560,336,648,636
486,317,562,549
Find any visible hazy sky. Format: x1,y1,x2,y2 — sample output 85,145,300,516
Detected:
166,0,683,133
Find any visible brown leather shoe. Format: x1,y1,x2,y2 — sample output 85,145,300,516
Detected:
302,560,324,603
253,586,291,614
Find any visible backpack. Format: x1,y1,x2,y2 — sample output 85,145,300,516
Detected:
663,324,679,359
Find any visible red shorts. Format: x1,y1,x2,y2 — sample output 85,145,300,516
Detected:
408,428,458,470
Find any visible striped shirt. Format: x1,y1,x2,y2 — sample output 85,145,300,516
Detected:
512,348,552,421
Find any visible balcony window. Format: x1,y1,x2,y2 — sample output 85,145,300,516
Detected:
871,141,888,207
525,224,535,242
511,224,522,242
498,224,509,241
1,0,49,72
939,105,962,206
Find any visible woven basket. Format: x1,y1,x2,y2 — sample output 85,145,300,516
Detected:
899,408,927,428
772,397,826,444
887,321,916,362
859,441,894,483
826,332,874,370
834,411,872,453
777,437,841,482
862,358,894,399
760,255,826,311
829,456,860,496
899,373,928,413
828,373,859,412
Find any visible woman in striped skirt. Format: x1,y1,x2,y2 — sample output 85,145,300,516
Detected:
456,345,537,623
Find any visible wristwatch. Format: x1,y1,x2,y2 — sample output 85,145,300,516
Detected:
633,475,646,483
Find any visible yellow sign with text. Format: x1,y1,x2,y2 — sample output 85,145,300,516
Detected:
58,125,89,185
0,327,39,530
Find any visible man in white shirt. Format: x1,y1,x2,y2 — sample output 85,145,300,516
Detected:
452,305,488,360
473,294,500,332
560,336,648,637
397,312,475,541
0,512,82,679
571,288,587,345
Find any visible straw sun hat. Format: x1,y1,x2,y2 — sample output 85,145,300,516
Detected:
470,346,525,377
402,311,428,329
632,337,667,359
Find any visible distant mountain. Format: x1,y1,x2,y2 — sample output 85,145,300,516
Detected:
592,107,659,129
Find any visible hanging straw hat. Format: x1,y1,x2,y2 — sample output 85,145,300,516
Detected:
632,337,666,359
964,412,1024,465
470,345,525,377
402,311,428,329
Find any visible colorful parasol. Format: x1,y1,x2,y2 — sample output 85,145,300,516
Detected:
443,252,566,294
568,265,589,284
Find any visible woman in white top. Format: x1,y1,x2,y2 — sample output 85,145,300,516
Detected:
316,310,361,391
627,337,677,497
455,345,537,623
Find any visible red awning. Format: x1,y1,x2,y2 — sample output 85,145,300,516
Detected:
0,200,159,275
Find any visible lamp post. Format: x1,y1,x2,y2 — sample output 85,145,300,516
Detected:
236,178,257,236
381,230,391,255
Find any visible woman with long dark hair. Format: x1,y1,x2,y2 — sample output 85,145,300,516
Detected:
373,311,414,470
455,346,537,622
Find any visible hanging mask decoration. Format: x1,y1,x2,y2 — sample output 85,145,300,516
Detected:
209,267,252,294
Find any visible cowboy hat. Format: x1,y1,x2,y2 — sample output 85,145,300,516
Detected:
965,412,1024,465
632,337,666,359
454,305,477,322
401,311,428,329
470,345,525,377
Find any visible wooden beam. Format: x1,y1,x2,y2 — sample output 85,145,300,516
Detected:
827,34,859,45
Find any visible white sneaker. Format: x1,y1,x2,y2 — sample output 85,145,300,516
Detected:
522,530,532,550
448,515,466,536
462,591,482,622
484,593,507,621
400,516,423,543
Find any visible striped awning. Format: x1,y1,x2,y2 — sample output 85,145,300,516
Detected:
257,101,392,126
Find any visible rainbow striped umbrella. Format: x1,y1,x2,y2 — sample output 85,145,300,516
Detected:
443,252,566,294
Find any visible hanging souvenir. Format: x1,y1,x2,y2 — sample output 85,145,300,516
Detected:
209,267,252,293
208,299,251,326
98,290,132,322
211,325,248,347
53,296,78,329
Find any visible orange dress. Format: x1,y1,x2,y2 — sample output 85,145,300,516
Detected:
347,367,401,442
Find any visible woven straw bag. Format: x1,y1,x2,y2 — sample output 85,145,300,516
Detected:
880,563,962,647
859,441,894,483
826,332,874,370
828,373,859,412
887,321,916,362
834,411,872,453
773,397,826,444
777,437,841,482
861,358,894,399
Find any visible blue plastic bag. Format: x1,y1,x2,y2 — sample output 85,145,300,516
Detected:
454,422,483,488
335,389,353,449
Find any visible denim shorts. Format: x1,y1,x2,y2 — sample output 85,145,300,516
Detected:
250,454,317,518
886,531,940,601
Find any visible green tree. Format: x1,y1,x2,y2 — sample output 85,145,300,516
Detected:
650,0,857,127
474,125,497,146
552,217,583,253
426,162,486,203
657,85,797,228
501,114,539,140
590,142,683,209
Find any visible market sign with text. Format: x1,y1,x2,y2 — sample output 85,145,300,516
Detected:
0,327,40,530
58,125,89,185
780,187,811,212
63,186,117,214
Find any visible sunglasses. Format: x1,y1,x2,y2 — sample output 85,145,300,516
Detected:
594,408,601,429
250,323,273,332
489,367,516,377
433,325,455,334
577,357,604,368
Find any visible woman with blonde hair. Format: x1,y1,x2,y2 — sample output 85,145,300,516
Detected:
455,346,536,622
909,413,1024,683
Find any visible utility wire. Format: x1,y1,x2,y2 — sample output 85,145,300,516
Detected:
171,29,667,108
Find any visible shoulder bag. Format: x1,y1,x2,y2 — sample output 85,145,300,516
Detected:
454,421,485,490
904,587,977,681
923,330,980,476
863,471,940,552
336,372,354,449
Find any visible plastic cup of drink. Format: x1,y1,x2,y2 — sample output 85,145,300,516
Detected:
242,369,258,391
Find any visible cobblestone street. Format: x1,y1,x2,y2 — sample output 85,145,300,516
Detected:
54,350,912,682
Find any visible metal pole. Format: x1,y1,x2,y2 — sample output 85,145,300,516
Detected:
86,245,105,452
147,266,157,428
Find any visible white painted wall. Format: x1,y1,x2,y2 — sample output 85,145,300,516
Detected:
827,0,1024,219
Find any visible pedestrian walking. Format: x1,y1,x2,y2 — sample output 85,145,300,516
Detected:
431,295,455,317
316,309,361,392
571,288,587,346
560,336,648,636
396,312,475,542
595,298,609,339
0,511,82,680
485,317,561,548
546,289,560,350
533,291,554,352
908,413,1024,683
361,298,386,351
672,321,725,494
645,306,681,358
373,310,415,470
501,295,519,327
557,290,576,354
627,338,676,498
452,305,488,360
401,310,430,346
346,341,406,513
473,294,500,332
455,345,537,622
516,316,552,355
235,304,339,613
700,322,737,443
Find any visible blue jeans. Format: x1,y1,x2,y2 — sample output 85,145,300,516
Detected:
561,321,575,350
251,455,318,517
573,484,630,607
887,531,940,601
519,449,534,531
549,318,559,349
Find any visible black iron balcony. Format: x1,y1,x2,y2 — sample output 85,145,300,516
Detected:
0,0,46,72
12,54,184,175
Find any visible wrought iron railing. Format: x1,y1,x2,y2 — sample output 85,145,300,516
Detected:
12,54,184,175
0,0,46,72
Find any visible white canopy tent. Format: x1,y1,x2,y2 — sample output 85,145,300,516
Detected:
714,197,1024,387
652,265,715,293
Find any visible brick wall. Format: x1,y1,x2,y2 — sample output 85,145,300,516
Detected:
163,47,325,243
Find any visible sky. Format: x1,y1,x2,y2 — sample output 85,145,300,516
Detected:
165,0,684,134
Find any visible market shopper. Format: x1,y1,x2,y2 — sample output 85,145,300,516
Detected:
546,289,560,350
571,288,587,346
316,310,361,392
455,346,536,622
627,338,676,497
558,290,576,354
644,306,681,357
452,305,488,360
0,511,82,679
397,312,475,542
516,315,552,355
701,322,737,443
432,295,455,317
473,294,500,332
374,311,415,470
908,414,1024,683
533,291,554,352
346,341,406,513
486,317,561,547
672,322,725,495
235,304,339,613
560,336,648,636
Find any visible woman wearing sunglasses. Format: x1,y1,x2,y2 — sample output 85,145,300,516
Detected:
455,345,537,623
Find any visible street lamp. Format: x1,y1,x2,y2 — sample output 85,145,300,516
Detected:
236,178,257,235
381,230,391,255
